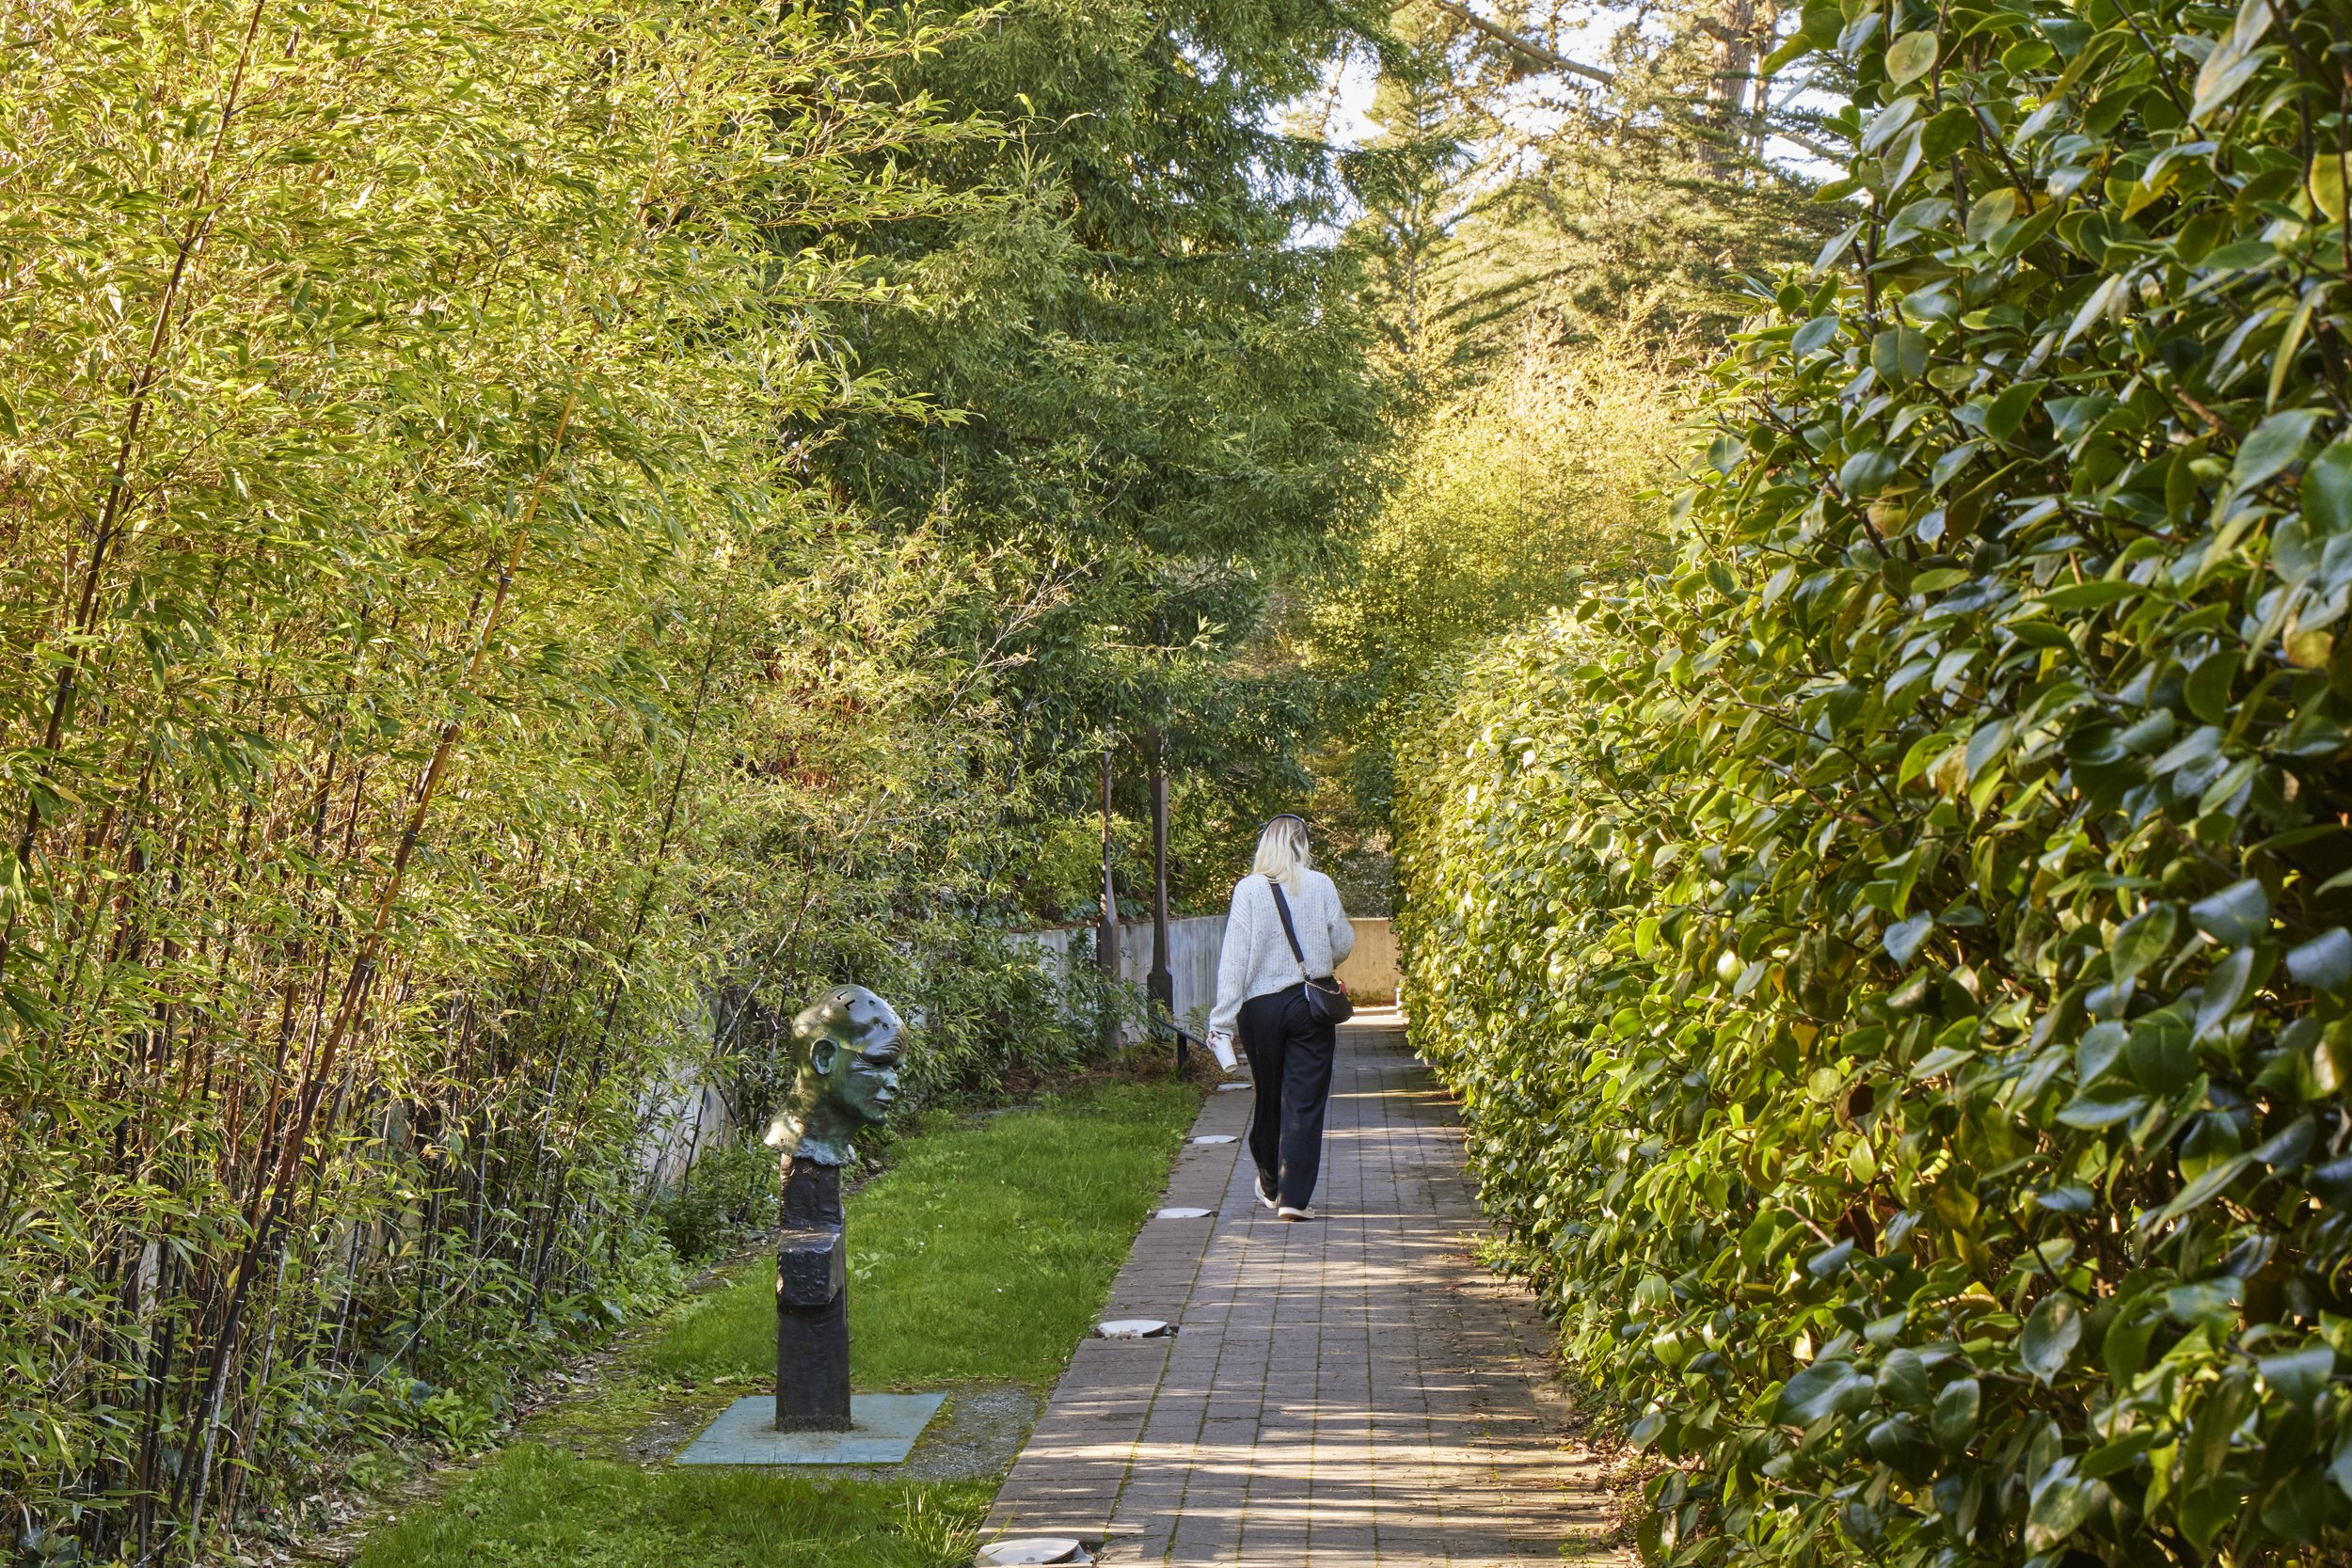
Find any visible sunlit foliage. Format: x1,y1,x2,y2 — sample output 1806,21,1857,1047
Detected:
1399,0,2352,1558
0,2,1056,1556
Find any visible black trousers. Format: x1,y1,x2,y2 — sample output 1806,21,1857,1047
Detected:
1238,982,1337,1210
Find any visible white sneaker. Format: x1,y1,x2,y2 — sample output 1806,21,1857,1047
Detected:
1255,1176,1278,1211
1279,1205,1314,1222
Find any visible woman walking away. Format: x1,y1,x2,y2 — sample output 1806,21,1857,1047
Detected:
1207,814,1354,1221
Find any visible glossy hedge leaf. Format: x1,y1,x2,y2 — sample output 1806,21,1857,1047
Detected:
2309,443,2352,534
1791,315,1840,356
2076,1021,2128,1081
2197,946,2257,1036
2190,879,2269,946
1812,220,1864,277
2265,1471,2335,1540
2026,1470,2101,1550
2111,904,2179,982
2260,1344,2334,1402
1884,912,1933,964
2234,408,2324,492
1884,30,1938,83
2330,1432,2352,1500
2312,1155,2352,1207
1838,445,1899,495
2314,154,2352,225
1778,1360,1874,1425
1871,326,1929,385
2021,1292,2083,1382
1932,1378,1979,1449
1877,1347,1931,1408
1395,0,2352,1555
2181,1482,2246,1553
2287,928,2352,995
2154,1152,2256,1224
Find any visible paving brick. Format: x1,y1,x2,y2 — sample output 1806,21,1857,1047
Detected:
984,1013,1625,1565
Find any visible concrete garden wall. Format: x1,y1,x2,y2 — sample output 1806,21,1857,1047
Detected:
639,915,1401,1186
1009,913,1399,1031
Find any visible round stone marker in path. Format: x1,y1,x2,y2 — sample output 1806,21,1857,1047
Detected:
1095,1318,1173,1338
1155,1206,1212,1219
1216,1082,1250,1091
1190,1134,1236,1145
976,1539,1090,1566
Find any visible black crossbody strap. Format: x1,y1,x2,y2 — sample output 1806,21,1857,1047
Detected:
1265,876,1311,982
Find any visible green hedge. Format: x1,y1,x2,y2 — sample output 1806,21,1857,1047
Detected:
1395,0,2352,1560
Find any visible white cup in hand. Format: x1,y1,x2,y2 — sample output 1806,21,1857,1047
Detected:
1207,1030,1239,1072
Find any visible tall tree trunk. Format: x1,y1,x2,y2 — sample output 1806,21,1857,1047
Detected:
1707,0,1760,177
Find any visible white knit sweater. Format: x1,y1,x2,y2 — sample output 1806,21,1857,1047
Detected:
1208,871,1355,1035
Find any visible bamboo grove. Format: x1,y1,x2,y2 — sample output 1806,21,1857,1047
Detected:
0,1,1050,1556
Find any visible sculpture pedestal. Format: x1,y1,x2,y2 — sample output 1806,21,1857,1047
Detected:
675,1151,944,1465
776,1158,850,1433
679,981,940,1466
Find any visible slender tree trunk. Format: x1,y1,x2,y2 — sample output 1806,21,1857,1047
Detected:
1707,0,1759,177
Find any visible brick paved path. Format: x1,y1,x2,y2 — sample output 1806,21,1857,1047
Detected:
985,1011,1625,1566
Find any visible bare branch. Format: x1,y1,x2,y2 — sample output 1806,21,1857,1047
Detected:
1426,0,1616,85
1425,0,1849,166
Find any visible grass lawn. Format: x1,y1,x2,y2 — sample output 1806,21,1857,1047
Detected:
355,1079,1200,1568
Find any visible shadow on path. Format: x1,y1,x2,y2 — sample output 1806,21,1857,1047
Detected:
986,1012,1628,1566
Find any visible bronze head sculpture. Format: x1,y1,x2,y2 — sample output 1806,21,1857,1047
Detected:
762,984,903,1166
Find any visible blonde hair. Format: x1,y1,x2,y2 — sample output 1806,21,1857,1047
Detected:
1251,816,1311,894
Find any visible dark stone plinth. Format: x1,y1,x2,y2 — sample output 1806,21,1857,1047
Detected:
777,1159,850,1433
777,1226,845,1306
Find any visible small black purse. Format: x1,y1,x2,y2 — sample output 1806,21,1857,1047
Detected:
1267,877,1354,1025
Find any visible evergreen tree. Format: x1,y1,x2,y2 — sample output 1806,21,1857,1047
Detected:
1368,0,1846,384
1290,0,1850,887
820,0,1397,912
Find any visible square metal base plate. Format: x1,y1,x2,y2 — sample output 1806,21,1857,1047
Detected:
675,1393,946,1465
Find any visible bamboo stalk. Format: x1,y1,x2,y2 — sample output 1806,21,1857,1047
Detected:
529,577,732,1301
175,387,578,1554
0,0,276,985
